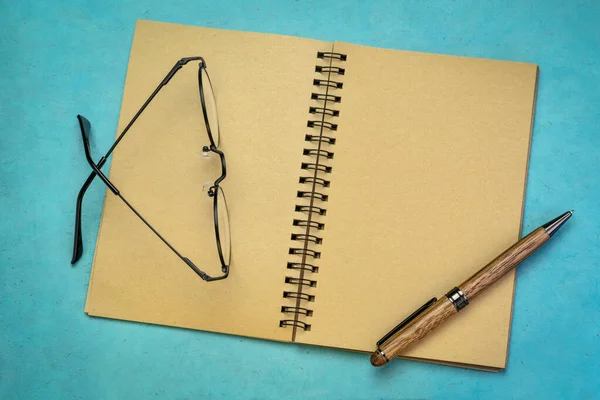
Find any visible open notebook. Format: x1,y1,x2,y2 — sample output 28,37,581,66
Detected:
84,20,538,370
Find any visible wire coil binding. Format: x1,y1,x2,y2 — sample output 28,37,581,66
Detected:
297,190,328,202
307,120,338,131
303,148,334,159
285,277,317,287
299,176,330,188
289,248,321,259
280,320,311,330
313,78,343,89
281,306,313,316
309,107,339,118
315,65,345,75
295,204,327,215
293,218,325,230
287,262,319,273
291,233,322,244
317,51,347,61
281,49,346,333
311,93,341,103
301,162,332,174
305,134,336,145
283,291,315,302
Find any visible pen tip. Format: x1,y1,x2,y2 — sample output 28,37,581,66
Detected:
570,210,574,215
370,351,388,367
542,211,573,237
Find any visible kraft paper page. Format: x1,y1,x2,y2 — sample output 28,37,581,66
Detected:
85,20,331,342
294,41,537,369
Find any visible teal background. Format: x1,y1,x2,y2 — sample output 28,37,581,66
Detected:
1,0,599,398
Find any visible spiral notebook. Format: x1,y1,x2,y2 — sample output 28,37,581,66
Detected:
84,20,538,371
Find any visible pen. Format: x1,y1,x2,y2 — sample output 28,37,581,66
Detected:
371,211,573,367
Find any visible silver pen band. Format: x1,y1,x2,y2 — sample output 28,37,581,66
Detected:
446,287,469,311
377,348,389,361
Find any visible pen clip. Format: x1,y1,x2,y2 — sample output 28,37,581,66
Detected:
376,297,438,347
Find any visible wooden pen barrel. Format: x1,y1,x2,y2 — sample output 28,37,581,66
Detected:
379,298,457,359
459,227,549,300
379,227,551,361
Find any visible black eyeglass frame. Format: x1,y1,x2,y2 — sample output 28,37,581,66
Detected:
72,57,230,282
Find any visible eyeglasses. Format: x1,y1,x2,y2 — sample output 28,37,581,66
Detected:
72,57,231,282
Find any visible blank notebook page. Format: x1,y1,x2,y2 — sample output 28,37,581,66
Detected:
295,41,537,369
85,21,331,342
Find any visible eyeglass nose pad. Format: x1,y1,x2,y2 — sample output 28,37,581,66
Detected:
201,145,211,159
202,181,213,193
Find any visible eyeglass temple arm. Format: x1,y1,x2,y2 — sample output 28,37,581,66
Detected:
182,258,228,281
72,164,104,263
72,57,205,264
119,192,222,282
104,57,205,160
79,123,223,282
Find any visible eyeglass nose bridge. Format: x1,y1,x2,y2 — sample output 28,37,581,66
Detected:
204,145,227,185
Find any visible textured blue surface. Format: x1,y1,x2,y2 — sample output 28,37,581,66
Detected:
1,1,599,399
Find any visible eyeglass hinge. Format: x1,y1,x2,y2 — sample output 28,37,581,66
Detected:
161,57,206,87
182,257,209,281
179,56,205,66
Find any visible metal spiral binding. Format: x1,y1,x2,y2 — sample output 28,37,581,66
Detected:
303,149,334,159
291,233,323,244
309,107,340,117
292,218,324,230
307,120,338,131
313,78,343,89
295,204,327,215
280,50,346,336
298,176,330,188
311,93,341,103
285,277,317,287
305,134,336,145
287,262,319,273
301,162,332,173
279,320,311,330
297,191,328,202
289,248,321,258
315,66,345,75
283,291,315,301
281,306,313,316
317,51,347,61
